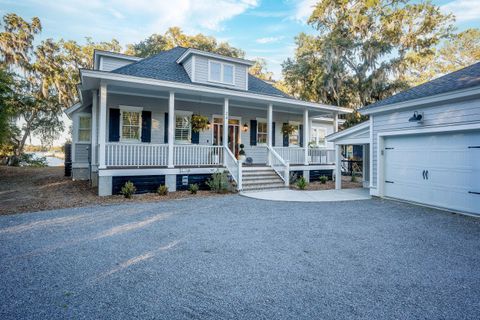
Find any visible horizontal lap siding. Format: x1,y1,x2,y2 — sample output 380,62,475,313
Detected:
194,56,247,91
112,175,165,194
176,174,212,191
183,57,193,80
74,143,90,162
371,98,480,187
100,56,135,72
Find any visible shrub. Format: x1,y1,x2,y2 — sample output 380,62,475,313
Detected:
188,183,199,194
206,170,230,193
121,181,136,198
319,175,328,184
12,153,48,167
289,172,299,184
351,173,357,182
157,184,168,196
296,176,308,190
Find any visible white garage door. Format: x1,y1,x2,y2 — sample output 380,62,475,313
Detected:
383,130,480,215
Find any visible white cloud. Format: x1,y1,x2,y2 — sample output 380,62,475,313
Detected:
255,36,284,44
291,0,317,23
441,0,480,22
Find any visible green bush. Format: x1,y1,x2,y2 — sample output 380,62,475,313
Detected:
188,183,199,194
319,175,328,184
157,184,168,196
206,170,230,193
296,176,308,190
13,153,48,167
121,181,136,198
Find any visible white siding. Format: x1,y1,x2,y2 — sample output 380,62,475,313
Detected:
371,98,480,187
99,56,135,71
193,55,248,91
183,57,193,80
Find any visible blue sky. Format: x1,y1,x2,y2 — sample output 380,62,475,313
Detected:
1,0,479,80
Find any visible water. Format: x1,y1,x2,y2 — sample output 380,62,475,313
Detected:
31,152,64,167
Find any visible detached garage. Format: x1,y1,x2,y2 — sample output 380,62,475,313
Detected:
360,62,480,216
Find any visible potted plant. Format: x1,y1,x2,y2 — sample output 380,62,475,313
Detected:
281,123,296,135
190,114,209,132
238,144,246,161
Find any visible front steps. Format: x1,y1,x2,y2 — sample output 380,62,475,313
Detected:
241,166,286,191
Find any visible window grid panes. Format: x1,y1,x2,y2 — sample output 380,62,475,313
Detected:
175,115,191,143
209,61,234,85
223,65,234,84
257,122,267,144
121,111,141,141
78,116,91,142
210,62,222,82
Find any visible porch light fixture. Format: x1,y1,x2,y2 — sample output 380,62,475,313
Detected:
206,121,211,129
243,123,249,132
408,111,423,123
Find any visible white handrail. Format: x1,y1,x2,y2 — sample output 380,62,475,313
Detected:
267,145,289,186
105,143,168,167
174,145,223,166
224,147,242,190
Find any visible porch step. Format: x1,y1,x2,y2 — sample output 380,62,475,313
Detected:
240,166,286,191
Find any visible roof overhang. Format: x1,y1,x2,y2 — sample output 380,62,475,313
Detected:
79,69,352,116
93,50,142,70
64,102,82,119
360,86,480,116
326,121,370,145
176,48,255,66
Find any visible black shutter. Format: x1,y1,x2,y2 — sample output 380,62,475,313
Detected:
250,120,257,146
191,131,199,144
109,109,120,142
299,124,304,147
271,122,275,147
141,111,152,142
283,123,289,147
164,112,169,143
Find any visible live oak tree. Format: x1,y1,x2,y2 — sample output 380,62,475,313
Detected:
282,0,454,127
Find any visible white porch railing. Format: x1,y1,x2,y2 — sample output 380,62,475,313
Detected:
308,148,335,164
106,143,168,167
268,146,289,186
273,147,305,165
224,147,242,190
174,145,223,166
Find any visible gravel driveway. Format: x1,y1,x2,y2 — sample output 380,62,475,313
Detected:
1,196,479,319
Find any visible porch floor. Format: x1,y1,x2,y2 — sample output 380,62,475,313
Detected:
241,188,370,202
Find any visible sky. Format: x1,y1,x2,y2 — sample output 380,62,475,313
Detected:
1,0,479,145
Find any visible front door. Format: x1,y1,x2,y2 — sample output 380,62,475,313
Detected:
213,117,241,157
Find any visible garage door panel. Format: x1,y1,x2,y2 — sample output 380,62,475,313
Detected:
383,131,480,215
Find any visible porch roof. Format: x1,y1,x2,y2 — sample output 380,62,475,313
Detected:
326,121,370,145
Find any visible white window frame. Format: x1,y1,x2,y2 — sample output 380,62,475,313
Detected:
289,121,300,147
119,105,143,143
77,113,91,143
175,110,193,144
256,118,268,146
208,60,235,86
310,127,327,147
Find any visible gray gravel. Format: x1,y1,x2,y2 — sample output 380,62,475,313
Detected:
1,196,479,320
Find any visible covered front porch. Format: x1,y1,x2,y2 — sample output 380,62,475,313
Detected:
78,74,349,194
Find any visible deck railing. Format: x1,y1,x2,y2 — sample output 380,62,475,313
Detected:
105,143,168,167
224,147,242,190
308,148,335,164
174,145,223,166
273,147,305,165
268,146,289,186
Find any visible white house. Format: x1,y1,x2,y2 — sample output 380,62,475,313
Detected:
328,62,480,216
65,47,350,195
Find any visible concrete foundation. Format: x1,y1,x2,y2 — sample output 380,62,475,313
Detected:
165,174,177,192
98,176,113,196
72,167,90,180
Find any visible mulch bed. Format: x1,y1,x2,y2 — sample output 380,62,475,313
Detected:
290,175,364,190
0,166,227,215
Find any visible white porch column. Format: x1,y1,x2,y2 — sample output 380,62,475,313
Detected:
335,144,342,190
333,112,339,133
168,91,175,168
98,82,107,169
267,103,273,165
91,90,98,167
223,98,229,150
303,109,309,165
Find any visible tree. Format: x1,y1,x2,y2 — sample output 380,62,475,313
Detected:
404,28,480,86
0,66,17,155
283,0,454,113
126,27,245,58
250,58,274,81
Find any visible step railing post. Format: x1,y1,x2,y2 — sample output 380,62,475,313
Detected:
285,161,290,187
237,160,243,191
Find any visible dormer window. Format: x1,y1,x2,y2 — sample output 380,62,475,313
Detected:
208,60,235,85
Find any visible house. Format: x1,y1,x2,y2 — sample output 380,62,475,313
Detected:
328,62,480,215
65,47,351,195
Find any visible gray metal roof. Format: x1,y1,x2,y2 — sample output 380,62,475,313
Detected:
362,61,480,110
111,47,291,99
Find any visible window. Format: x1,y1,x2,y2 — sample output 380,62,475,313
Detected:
208,60,235,85
120,108,142,141
289,122,300,146
257,120,267,145
310,127,326,147
175,112,192,143
78,115,91,142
